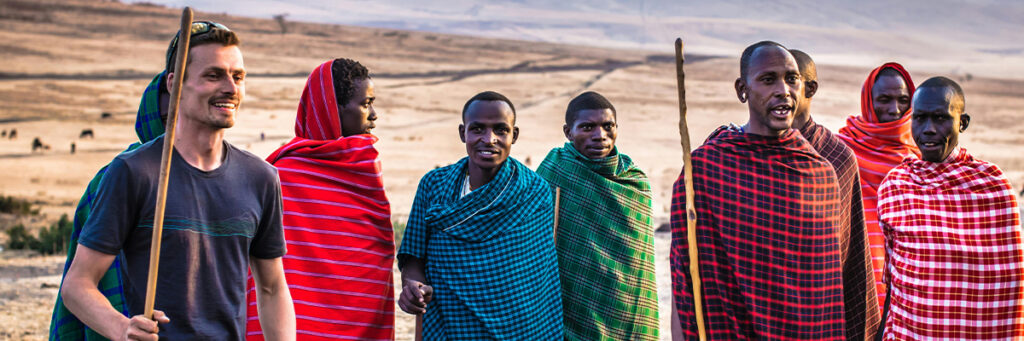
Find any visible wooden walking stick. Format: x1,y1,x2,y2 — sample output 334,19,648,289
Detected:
675,37,707,340
143,7,192,320
553,187,561,242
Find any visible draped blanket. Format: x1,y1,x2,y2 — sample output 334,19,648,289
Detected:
49,71,166,340
246,60,394,340
879,148,1024,340
398,157,563,340
671,126,845,339
799,119,880,339
836,62,918,308
536,143,658,341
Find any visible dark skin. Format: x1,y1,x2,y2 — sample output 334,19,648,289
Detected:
872,73,912,123
564,108,616,159
791,77,819,130
398,99,519,315
735,45,803,136
912,87,970,162
339,78,377,137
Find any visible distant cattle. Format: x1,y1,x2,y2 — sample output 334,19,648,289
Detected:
8,129,16,140
32,137,50,152
80,129,94,139
70,142,76,154
101,112,112,119
1,130,6,137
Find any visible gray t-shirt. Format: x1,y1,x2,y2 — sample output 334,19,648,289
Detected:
79,136,286,340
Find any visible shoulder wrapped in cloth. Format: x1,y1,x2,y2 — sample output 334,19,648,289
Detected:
49,71,167,341
837,62,919,308
536,142,658,341
398,157,563,340
245,60,394,340
879,148,1024,340
671,125,846,339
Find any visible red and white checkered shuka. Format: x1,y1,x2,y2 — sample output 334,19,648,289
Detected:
879,147,1024,340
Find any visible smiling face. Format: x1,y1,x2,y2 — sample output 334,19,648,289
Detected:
872,73,912,123
459,100,518,171
912,86,969,162
339,78,377,136
735,45,803,136
173,44,245,129
564,108,616,159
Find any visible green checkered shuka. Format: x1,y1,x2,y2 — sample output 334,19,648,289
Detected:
537,142,659,341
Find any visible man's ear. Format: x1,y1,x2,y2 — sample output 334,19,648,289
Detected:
734,78,747,103
511,126,520,144
166,72,175,93
805,80,818,98
562,124,571,141
458,124,466,143
960,113,971,132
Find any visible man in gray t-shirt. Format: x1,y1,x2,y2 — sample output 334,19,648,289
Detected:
60,25,296,340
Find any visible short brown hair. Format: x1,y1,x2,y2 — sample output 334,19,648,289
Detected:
164,27,241,73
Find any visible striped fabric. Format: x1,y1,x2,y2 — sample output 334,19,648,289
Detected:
799,119,880,339
398,157,563,340
837,62,919,309
49,71,166,340
879,147,1024,340
245,60,395,340
536,143,659,341
671,125,846,339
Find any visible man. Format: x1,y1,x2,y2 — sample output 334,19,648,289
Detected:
789,50,881,339
245,58,394,340
837,63,918,310
671,41,847,339
60,24,296,340
878,77,1023,339
49,22,208,341
536,91,658,340
397,91,563,340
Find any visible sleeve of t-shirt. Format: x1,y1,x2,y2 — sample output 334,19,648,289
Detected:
78,158,139,255
397,172,434,270
250,169,286,259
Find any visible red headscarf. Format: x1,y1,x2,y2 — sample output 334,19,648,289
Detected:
293,60,343,141
837,62,919,311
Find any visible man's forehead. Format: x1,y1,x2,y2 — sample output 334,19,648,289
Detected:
191,44,244,71
914,87,955,107
750,46,798,72
574,108,615,123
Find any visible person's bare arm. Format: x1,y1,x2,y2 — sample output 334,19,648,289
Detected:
250,256,295,341
671,297,684,340
398,256,432,314
62,244,169,340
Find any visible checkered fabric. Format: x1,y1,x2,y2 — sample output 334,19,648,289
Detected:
245,60,395,340
837,63,919,310
49,72,166,340
398,157,563,340
536,143,659,341
671,125,846,340
879,147,1024,340
799,119,881,339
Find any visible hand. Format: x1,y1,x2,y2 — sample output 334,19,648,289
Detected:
120,310,169,341
398,279,433,315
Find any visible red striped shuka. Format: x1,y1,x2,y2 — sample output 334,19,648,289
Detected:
671,125,847,340
879,147,1024,340
246,60,395,340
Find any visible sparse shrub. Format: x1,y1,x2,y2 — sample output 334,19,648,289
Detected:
0,194,39,215
5,214,72,254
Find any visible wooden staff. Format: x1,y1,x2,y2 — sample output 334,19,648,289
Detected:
554,187,561,242
143,7,192,320
675,37,707,340
415,314,423,341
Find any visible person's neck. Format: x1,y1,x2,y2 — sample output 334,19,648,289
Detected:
791,111,811,131
741,122,788,137
173,118,226,172
467,162,501,190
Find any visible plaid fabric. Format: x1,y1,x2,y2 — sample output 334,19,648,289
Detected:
671,126,846,340
799,119,880,339
878,147,1024,340
837,63,919,309
536,143,659,341
49,72,166,340
398,157,563,340
245,61,395,340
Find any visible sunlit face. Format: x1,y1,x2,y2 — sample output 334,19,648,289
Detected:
872,73,911,123
912,87,968,163
170,44,245,129
339,78,377,136
459,100,518,171
564,108,616,159
736,45,803,136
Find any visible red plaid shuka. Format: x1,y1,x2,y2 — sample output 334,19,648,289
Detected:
671,126,846,340
246,60,395,340
879,148,1024,340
